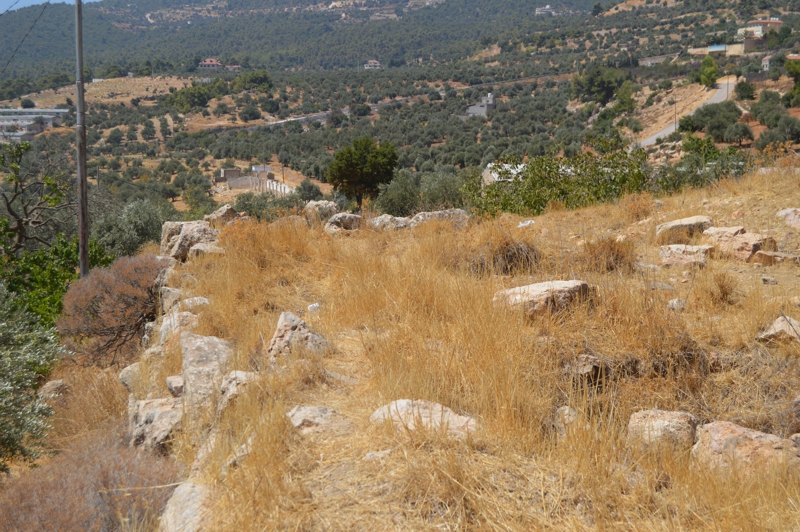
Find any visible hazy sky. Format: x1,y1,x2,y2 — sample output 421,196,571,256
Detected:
4,0,101,11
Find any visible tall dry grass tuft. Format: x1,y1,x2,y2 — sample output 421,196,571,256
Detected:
580,237,637,273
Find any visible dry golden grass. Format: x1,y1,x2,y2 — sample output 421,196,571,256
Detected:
127,162,800,530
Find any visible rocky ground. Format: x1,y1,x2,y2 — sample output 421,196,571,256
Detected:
10,159,800,530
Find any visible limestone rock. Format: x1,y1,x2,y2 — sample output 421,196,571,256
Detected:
748,251,800,266
266,312,329,363
493,280,594,315
160,221,188,255
161,287,182,313
756,316,800,345
188,243,225,259
169,222,219,262
182,296,210,311
142,321,155,347
159,481,209,532
691,421,800,473
304,200,339,223
661,256,706,269
204,204,237,228
181,332,233,412
650,282,675,291
719,232,777,261
218,370,258,413
567,354,605,383
703,226,745,239
655,216,713,242
762,276,778,285
667,298,687,312
166,375,184,397
369,399,478,438
627,409,698,451
409,209,469,229
288,405,336,431
160,309,199,344
39,379,69,399
659,245,714,258
777,208,800,229
368,213,411,231
129,397,182,453
119,362,141,392
323,213,362,235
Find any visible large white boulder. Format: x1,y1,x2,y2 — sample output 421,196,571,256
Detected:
408,209,469,229
777,208,800,229
160,221,188,255
204,204,237,228
493,280,594,315
168,222,219,262
218,370,258,413
181,332,233,412
368,213,411,230
159,309,199,344
188,243,225,259
323,213,362,235
691,421,800,473
304,200,339,223
627,409,698,451
655,216,713,243
369,399,478,438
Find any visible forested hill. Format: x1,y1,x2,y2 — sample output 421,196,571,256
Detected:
0,0,597,81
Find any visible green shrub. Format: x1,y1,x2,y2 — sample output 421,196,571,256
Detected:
93,199,180,257
0,283,65,473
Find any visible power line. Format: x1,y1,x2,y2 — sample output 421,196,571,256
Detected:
0,0,50,79
0,0,24,18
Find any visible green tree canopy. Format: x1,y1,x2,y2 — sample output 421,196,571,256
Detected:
699,56,719,88
326,136,398,207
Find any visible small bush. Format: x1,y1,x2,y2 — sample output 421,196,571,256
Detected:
93,199,180,257
623,192,652,222
58,255,164,367
581,237,636,272
699,271,739,307
0,284,65,473
0,427,178,531
468,234,541,276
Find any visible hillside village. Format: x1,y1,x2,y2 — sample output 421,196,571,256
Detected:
2,0,800,529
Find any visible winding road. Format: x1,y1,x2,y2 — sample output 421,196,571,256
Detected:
638,77,736,147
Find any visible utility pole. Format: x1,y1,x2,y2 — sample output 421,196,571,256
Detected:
74,0,89,277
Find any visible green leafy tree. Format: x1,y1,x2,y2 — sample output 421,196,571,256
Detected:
723,123,754,146
0,283,65,473
126,125,138,142
592,2,603,16
107,128,123,147
734,81,755,100
699,56,719,88
297,178,323,201
141,120,156,140
93,199,179,257
238,104,261,122
327,136,398,207
20,98,35,109
230,70,272,93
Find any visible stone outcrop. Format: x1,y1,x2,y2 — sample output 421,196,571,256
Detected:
408,209,469,229
748,251,800,266
323,213,362,235
777,208,800,229
656,216,713,242
756,316,800,345
703,226,745,239
160,221,188,255
129,396,182,453
188,243,225,259
161,287,182,313
493,280,594,315
204,204,237,228
218,370,258,413
181,332,233,412
304,200,339,223
691,421,800,473
369,399,478,438
368,213,411,231
166,375,184,397
553,406,580,440
667,298,687,312
627,409,698,451
167,222,220,262
266,312,328,363
119,362,141,392
182,296,210,311
159,481,209,532
160,309,199,344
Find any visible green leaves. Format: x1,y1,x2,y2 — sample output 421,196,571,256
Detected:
327,136,398,207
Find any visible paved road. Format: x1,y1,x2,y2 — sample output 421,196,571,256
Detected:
638,77,736,147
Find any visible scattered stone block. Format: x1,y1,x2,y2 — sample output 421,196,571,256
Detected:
756,316,800,345
748,251,800,266
324,213,362,235
304,200,339,223
39,379,69,399
493,280,594,315
159,309,199,344
659,245,714,258
368,213,411,230
129,396,182,453
691,421,800,473
667,298,687,312
655,216,713,243
166,375,184,397
218,370,258,413
204,204,237,228
650,282,676,291
553,406,580,440
181,332,233,412
627,409,698,451
288,405,336,431
168,222,219,262
408,209,469,229
119,362,141,392
266,312,329,363
703,226,745,239
369,399,478,438
188,243,225,259
161,287,182,313
661,256,706,269
762,276,778,285
159,481,209,532
777,208,800,230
